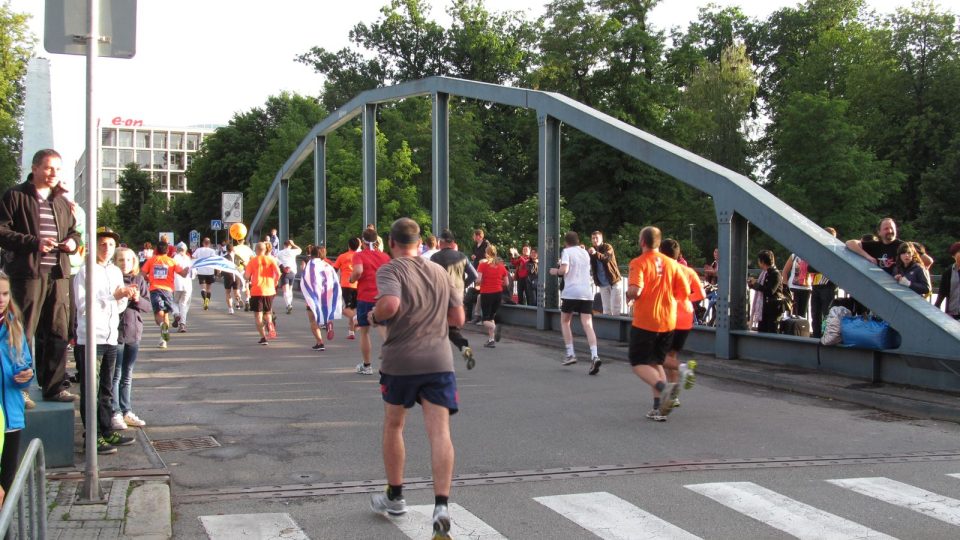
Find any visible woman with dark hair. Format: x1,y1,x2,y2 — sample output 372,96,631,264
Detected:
935,242,960,319
748,250,783,334
893,242,931,297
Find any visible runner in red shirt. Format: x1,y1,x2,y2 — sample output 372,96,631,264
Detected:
476,245,509,348
348,228,391,375
333,237,361,340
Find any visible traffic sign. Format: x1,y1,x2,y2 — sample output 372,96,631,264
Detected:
222,192,243,223
189,230,200,250
44,0,138,58
210,219,223,231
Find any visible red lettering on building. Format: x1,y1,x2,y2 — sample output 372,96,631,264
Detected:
110,117,144,127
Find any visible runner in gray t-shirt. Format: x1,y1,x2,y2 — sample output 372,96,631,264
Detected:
367,218,465,538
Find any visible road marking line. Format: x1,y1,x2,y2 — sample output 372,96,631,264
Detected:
534,491,701,540
828,477,960,527
686,481,896,540
199,512,309,539
392,503,507,539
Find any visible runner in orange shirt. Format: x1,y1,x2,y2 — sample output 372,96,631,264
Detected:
625,226,690,422
140,240,192,349
333,237,361,340
659,239,703,409
244,242,282,345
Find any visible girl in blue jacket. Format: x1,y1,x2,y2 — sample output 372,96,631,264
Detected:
0,273,34,494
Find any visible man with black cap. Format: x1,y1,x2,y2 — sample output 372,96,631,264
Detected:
73,226,137,454
0,149,81,403
431,229,477,368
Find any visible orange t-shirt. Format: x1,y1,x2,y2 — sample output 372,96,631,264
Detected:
141,255,185,292
333,251,357,289
628,251,689,332
246,255,280,297
676,265,705,330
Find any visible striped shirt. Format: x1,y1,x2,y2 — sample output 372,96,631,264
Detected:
37,196,58,274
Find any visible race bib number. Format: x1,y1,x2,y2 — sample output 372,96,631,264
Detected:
153,266,169,280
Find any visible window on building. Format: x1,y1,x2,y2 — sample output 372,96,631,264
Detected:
137,150,151,168
102,129,117,147
102,169,117,189
152,171,167,190
135,131,150,148
169,152,184,171
105,190,120,205
119,149,134,168
153,151,167,169
171,173,186,191
170,133,183,150
118,129,134,147
153,131,167,148
186,133,200,151
102,148,117,167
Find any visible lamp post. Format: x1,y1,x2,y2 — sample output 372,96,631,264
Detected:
688,223,695,245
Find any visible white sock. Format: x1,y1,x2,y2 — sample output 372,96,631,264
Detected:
566,344,575,356
284,288,293,307
590,346,598,357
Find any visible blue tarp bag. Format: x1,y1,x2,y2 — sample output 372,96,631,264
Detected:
840,316,901,350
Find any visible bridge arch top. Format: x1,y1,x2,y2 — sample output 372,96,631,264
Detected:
251,75,960,359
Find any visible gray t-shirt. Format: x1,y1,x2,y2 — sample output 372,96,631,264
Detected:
377,256,464,375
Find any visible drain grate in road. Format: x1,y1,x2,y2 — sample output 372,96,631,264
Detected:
861,411,915,423
152,436,221,452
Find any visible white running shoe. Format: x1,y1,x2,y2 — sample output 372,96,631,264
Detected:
110,413,128,431
158,340,167,349
228,307,235,314
370,490,407,515
123,411,146,427
356,363,373,375
562,355,577,366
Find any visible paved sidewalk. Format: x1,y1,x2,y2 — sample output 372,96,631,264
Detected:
45,477,170,539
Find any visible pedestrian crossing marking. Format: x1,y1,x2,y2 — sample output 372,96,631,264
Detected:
828,477,960,527
685,481,896,540
200,512,309,539
392,503,508,539
534,491,701,540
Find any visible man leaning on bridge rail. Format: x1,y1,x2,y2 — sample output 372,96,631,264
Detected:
367,217,465,539
845,217,932,274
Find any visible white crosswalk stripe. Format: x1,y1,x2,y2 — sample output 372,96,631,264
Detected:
534,491,701,540
392,503,508,539
685,481,896,540
200,512,310,539
827,476,960,527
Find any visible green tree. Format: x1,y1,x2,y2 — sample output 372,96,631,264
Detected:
97,199,119,231
117,164,153,240
0,4,36,192
485,194,575,251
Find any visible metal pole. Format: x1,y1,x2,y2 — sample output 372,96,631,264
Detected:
314,136,326,246
80,0,103,502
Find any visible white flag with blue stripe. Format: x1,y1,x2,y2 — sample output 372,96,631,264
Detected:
191,256,245,287
301,258,342,325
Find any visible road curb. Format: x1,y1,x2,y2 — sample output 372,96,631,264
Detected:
123,480,172,539
481,325,960,424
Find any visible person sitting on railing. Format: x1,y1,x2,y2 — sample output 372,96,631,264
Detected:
893,242,931,297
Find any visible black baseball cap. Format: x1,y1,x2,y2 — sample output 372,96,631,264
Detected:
439,229,456,243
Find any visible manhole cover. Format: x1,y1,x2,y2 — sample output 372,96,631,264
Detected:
152,436,221,452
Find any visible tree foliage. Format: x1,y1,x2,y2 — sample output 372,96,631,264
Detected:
0,4,35,193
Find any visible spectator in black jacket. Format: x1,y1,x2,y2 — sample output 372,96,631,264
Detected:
935,242,960,320
0,149,81,403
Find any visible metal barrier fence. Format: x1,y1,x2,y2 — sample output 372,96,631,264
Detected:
0,439,48,539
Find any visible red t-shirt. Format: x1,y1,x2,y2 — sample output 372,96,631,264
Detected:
355,249,391,302
477,260,508,294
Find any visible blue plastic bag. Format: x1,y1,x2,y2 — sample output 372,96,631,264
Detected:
840,316,901,350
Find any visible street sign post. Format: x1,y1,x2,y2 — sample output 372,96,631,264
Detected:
222,192,243,223
44,0,137,58
189,229,200,250
210,219,223,231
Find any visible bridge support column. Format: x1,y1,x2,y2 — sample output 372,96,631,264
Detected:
363,103,377,227
314,135,327,246
715,208,749,359
431,92,449,234
537,114,561,330
279,178,289,245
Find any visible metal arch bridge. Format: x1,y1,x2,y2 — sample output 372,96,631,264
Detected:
249,76,960,391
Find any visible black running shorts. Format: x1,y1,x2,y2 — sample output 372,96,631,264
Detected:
628,327,673,366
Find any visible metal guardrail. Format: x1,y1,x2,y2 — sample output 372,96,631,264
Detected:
0,439,48,539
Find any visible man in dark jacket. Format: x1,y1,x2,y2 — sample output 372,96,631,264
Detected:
589,231,623,315
0,149,81,402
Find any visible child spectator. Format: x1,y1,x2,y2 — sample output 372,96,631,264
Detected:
893,242,931,297
111,247,150,431
0,272,34,495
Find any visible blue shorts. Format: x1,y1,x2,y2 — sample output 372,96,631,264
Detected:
150,290,174,314
356,300,376,327
379,372,458,414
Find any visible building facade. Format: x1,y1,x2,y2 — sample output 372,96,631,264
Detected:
74,119,216,208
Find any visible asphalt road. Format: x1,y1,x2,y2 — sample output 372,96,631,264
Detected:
129,292,960,539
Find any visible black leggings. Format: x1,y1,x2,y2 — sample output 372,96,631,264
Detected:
448,327,469,351
1,429,22,493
